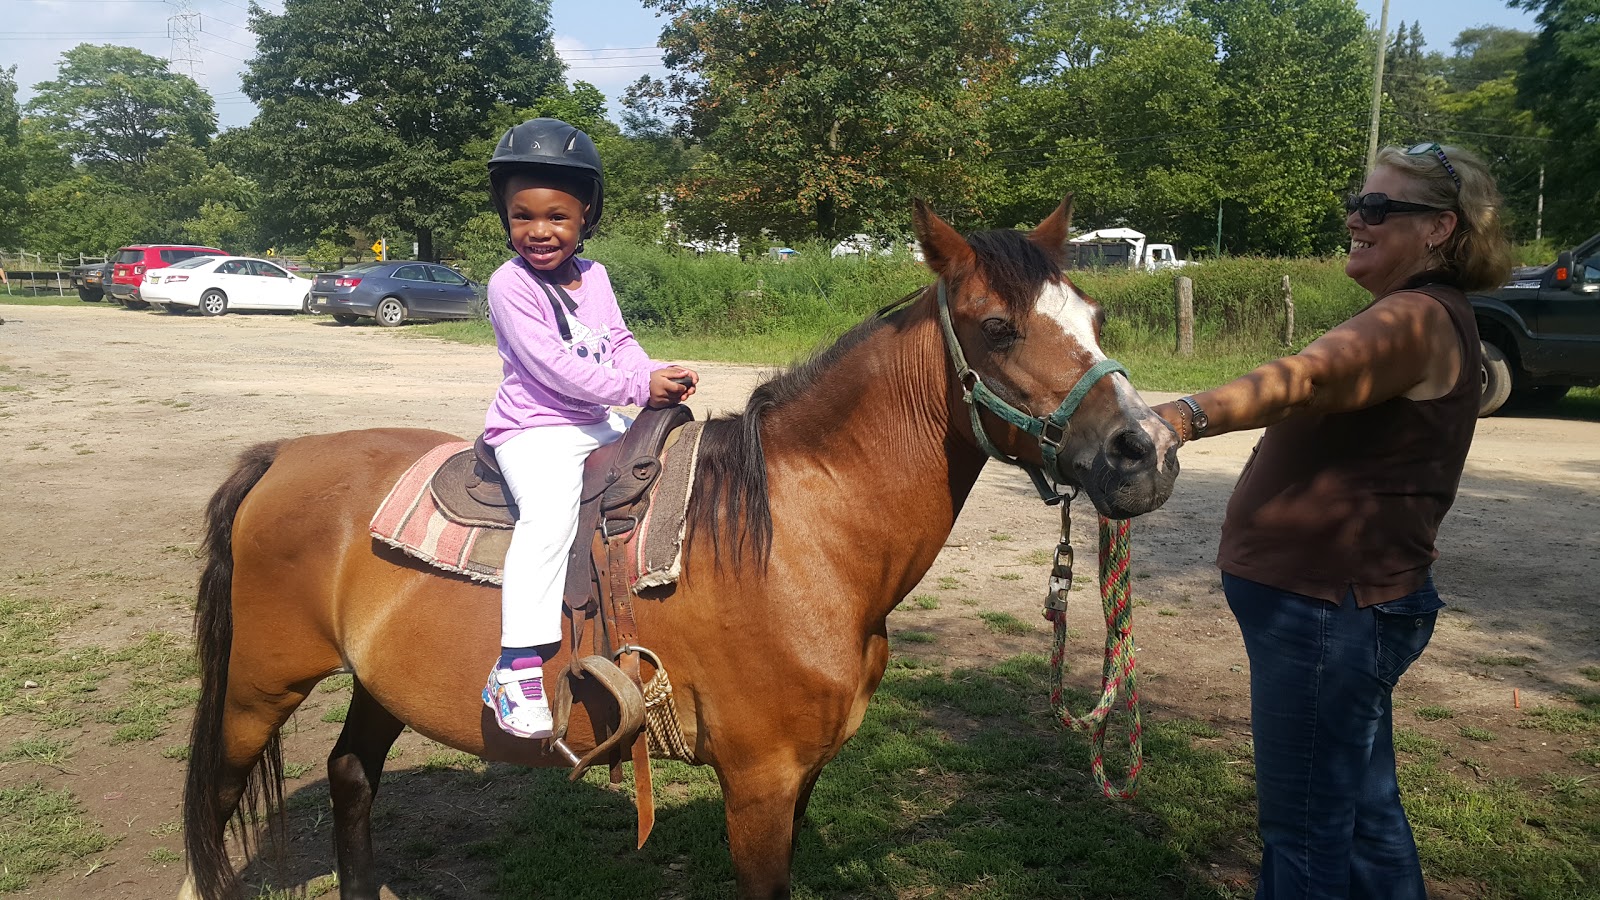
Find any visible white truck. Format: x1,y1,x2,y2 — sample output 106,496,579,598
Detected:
1067,228,1189,272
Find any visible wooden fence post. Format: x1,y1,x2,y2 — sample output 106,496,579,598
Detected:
1280,275,1294,345
1174,275,1194,356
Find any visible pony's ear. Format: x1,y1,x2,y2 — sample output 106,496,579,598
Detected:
912,198,974,278
1028,194,1075,257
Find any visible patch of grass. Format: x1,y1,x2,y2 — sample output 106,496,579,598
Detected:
990,533,1012,542
486,656,1259,899
147,847,181,863
1416,705,1456,721
1157,608,1178,617
1476,654,1537,668
1018,549,1053,566
895,630,937,644
1400,753,1600,896
1573,747,1600,766
935,576,960,591
160,745,190,761
1458,725,1496,742
321,701,350,724
0,783,113,892
997,572,1024,582
284,762,313,779
1581,666,1600,682
977,611,1034,636
958,596,981,607
0,292,85,307
1394,727,1445,755
0,737,72,765
1520,705,1600,735
908,594,939,610
420,750,484,773
319,674,354,693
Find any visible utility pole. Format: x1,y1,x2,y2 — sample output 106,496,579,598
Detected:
1364,0,1390,175
1536,164,1545,242
1214,199,1223,259
167,0,202,81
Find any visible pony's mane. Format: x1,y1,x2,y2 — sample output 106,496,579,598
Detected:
686,227,1060,570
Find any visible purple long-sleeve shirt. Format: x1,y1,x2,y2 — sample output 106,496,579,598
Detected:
483,256,658,443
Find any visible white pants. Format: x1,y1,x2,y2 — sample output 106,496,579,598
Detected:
495,412,628,648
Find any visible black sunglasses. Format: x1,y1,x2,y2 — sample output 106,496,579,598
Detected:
1344,192,1451,226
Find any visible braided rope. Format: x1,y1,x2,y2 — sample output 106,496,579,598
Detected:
1047,515,1144,799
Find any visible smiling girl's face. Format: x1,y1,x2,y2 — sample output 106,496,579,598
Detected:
505,174,589,277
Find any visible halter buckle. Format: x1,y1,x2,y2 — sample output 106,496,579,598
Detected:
1039,418,1067,450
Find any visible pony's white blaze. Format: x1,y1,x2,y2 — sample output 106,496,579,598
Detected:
1035,280,1102,360
1034,280,1179,462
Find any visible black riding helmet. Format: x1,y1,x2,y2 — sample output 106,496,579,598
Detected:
488,118,605,240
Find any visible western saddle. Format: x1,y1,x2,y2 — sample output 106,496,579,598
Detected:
434,403,696,846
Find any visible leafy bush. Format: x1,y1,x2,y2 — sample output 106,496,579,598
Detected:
453,237,1390,352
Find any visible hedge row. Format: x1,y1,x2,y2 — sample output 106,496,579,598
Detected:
562,239,1373,349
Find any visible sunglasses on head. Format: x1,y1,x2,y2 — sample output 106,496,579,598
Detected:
1344,192,1451,225
1406,142,1463,191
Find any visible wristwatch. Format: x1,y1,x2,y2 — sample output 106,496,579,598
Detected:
1177,395,1209,439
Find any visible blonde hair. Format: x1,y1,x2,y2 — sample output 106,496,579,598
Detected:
1374,145,1513,292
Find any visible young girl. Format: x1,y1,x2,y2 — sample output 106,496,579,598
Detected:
481,118,697,739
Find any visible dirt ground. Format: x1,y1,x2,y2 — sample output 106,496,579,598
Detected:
1,305,1597,898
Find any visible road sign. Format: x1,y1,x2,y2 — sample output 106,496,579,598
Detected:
371,239,386,261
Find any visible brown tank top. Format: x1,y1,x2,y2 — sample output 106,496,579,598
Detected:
1216,282,1480,607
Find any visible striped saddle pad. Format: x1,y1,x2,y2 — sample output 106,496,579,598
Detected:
368,428,704,590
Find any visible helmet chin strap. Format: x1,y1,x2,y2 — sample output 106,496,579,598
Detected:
934,279,1128,505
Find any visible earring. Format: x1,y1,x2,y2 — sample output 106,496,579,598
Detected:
1426,242,1434,251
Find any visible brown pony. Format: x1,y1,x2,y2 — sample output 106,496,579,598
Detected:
180,198,1179,899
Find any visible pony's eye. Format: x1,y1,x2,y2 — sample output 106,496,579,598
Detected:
981,317,1018,350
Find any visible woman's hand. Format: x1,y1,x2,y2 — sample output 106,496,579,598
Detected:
1150,401,1188,444
648,366,699,407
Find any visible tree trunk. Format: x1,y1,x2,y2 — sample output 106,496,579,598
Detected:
816,196,837,242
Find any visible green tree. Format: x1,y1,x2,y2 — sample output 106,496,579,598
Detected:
1422,28,1547,240
1382,20,1444,144
1198,0,1372,255
981,0,1225,243
0,67,27,244
20,175,153,255
1514,0,1600,243
26,44,215,177
630,0,1014,243
235,0,565,259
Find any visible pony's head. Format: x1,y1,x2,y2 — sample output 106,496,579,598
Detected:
913,196,1178,519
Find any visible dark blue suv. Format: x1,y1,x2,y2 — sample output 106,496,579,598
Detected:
309,261,482,327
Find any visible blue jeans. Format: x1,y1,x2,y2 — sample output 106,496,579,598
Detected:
1223,573,1443,900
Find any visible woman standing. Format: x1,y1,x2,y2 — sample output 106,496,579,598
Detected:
1154,144,1513,899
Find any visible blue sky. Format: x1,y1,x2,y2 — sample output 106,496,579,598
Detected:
2,0,1542,132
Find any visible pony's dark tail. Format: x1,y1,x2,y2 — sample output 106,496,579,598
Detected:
183,441,283,899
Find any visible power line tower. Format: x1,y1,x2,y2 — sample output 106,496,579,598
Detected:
167,0,203,81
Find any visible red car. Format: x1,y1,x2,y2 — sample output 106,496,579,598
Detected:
106,244,225,308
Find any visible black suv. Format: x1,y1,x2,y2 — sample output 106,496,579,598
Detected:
68,260,113,302
1470,232,1600,415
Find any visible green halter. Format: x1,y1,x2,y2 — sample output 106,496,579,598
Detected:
935,279,1128,505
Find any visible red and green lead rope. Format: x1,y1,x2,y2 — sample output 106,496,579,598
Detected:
1045,512,1143,800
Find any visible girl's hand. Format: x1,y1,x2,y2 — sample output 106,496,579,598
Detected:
648,366,699,407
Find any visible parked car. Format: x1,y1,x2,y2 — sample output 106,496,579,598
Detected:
69,261,107,302
1470,231,1600,416
140,256,312,316
106,244,225,308
309,261,481,327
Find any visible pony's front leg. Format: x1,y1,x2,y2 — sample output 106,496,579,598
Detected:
718,760,812,899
